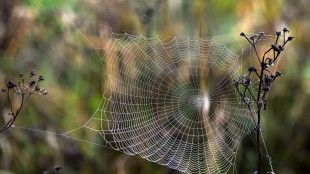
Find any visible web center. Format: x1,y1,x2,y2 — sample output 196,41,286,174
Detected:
188,93,210,112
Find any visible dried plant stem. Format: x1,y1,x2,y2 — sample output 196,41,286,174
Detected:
0,71,47,133
256,66,264,174
236,29,294,173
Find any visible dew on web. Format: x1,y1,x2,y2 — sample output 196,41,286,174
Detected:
11,6,281,174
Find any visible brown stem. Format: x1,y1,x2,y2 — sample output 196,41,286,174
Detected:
253,45,261,63
256,64,265,174
0,91,30,133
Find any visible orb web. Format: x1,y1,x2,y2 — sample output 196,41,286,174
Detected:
60,17,259,172
12,8,280,174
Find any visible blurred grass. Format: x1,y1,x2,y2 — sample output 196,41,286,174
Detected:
0,0,310,173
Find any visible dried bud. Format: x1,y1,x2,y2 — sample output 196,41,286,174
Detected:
245,76,251,86
275,70,283,77
238,75,244,81
19,73,23,78
34,85,40,91
250,34,256,40
287,36,294,41
54,166,63,171
1,89,6,93
240,32,245,37
283,27,290,33
248,65,257,72
28,80,36,87
30,70,36,77
41,88,48,95
38,75,44,81
258,32,264,35
276,30,281,36
7,80,16,89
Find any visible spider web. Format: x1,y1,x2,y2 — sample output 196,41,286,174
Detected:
12,8,280,174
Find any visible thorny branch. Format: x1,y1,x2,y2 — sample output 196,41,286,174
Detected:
235,28,294,174
0,70,47,133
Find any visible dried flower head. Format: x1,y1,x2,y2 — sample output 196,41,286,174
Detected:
7,80,16,89
287,36,294,41
30,70,36,77
38,75,44,81
275,70,283,77
283,27,290,33
34,85,40,91
54,166,63,172
250,34,256,40
248,65,257,72
258,32,264,35
28,80,36,87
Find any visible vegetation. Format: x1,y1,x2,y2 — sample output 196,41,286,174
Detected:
0,0,309,173
234,29,294,173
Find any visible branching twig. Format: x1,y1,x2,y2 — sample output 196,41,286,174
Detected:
236,28,294,174
0,71,48,133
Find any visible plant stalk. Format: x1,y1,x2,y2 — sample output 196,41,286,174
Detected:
256,63,265,174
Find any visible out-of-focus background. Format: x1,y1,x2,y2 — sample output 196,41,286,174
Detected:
0,0,309,173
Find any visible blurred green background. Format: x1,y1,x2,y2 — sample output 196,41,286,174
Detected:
0,0,309,173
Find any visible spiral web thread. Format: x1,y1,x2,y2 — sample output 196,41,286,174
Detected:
14,9,280,174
